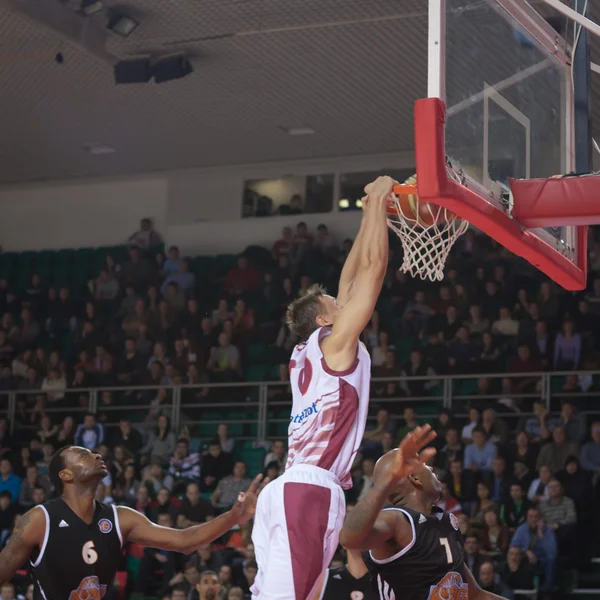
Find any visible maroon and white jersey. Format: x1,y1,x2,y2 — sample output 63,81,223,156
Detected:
286,326,371,489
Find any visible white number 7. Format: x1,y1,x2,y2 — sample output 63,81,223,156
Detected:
440,537,453,564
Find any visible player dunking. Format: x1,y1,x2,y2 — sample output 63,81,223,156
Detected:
251,176,395,600
0,446,267,600
340,425,506,600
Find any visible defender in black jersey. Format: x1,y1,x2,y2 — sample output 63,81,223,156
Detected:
340,426,506,600
314,550,378,600
0,446,267,600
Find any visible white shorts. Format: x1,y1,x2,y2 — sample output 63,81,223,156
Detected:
251,464,346,600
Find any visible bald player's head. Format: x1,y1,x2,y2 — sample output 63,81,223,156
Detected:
374,449,442,506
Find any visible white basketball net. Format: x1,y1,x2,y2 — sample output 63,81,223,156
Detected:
387,195,469,282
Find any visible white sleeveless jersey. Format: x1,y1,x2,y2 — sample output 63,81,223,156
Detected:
286,326,371,489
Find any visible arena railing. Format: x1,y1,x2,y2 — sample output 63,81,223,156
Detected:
0,370,598,442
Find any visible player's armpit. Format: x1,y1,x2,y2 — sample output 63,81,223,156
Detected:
0,506,45,586
463,565,506,600
118,505,238,555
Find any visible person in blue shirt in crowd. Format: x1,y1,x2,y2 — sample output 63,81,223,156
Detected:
464,427,498,473
511,507,557,592
160,259,196,299
0,459,21,505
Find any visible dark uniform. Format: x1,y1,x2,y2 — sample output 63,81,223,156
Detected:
363,507,468,600
30,498,122,600
321,565,378,600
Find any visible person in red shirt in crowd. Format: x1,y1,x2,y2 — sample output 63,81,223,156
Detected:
224,255,259,296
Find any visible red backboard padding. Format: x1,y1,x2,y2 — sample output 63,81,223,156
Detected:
510,175,600,227
413,98,587,291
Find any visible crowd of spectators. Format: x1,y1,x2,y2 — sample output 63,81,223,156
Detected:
0,217,599,599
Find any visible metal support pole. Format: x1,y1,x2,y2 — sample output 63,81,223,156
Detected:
8,393,16,433
542,373,552,411
173,386,182,434
443,377,452,410
257,384,268,443
89,389,98,414
572,0,593,173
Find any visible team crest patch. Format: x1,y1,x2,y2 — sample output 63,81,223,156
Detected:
98,519,112,534
449,513,460,531
69,576,107,600
427,572,468,600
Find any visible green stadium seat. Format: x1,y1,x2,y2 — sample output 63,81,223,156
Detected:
197,412,223,438
244,365,269,382
240,447,266,477
246,343,268,364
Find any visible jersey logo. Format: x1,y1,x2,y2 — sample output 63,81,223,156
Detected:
98,519,112,534
332,574,342,580
59,520,69,528
69,576,107,600
449,513,460,531
427,572,468,600
290,401,318,424
289,358,313,396
419,514,427,524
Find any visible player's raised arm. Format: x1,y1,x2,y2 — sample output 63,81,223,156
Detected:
340,426,437,551
336,208,368,308
0,507,45,586
322,176,392,371
119,475,267,554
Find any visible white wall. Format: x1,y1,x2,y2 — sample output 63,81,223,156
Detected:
0,151,415,253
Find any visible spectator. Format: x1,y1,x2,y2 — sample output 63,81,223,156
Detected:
435,428,464,472
0,459,21,504
500,484,532,533
464,427,497,473
207,332,241,382
74,413,104,450
161,259,196,299
478,561,514,599
502,546,535,594
195,570,221,600
0,491,16,546
527,465,552,504
463,534,484,580
19,465,51,508
551,400,586,445
224,255,259,296
164,246,182,275
481,408,509,447
580,420,600,478
539,478,577,558
524,400,551,442
471,482,496,523
90,268,120,302
202,440,233,493
111,418,143,455
511,507,557,591
142,415,176,467
461,408,481,444
211,461,251,512
177,482,215,528
166,438,201,493
553,320,581,369
508,432,537,474
128,218,163,250
121,246,154,289
489,457,515,504
216,424,235,455
536,425,579,473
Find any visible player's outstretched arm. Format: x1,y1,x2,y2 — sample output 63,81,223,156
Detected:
119,474,268,555
336,211,368,308
0,507,45,586
340,426,437,552
323,176,392,372
463,565,508,600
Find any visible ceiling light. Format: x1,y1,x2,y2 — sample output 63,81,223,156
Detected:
355,199,363,209
81,0,104,16
279,126,316,136
107,14,139,37
339,199,350,209
84,143,115,156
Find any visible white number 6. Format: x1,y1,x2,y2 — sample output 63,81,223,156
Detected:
82,540,98,565
440,537,453,564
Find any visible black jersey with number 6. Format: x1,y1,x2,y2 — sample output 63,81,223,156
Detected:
30,498,123,600
362,507,468,600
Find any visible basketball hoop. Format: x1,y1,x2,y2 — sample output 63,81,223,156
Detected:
387,175,469,281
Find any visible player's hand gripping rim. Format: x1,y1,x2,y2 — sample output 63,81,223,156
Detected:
232,474,270,524
387,425,437,487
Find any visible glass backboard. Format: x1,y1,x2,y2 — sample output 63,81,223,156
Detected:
442,0,578,262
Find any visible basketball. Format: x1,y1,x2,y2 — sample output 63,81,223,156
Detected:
395,175,443,228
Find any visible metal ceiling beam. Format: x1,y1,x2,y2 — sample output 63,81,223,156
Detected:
539,0,600,38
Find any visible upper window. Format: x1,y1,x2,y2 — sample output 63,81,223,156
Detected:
338,169,416,211
242,175,334,218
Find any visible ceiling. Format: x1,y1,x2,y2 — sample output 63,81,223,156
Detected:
0,0,597,184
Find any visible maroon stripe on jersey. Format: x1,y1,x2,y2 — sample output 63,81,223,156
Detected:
284,482,331,600
317,379,359,471
318,327,360,376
